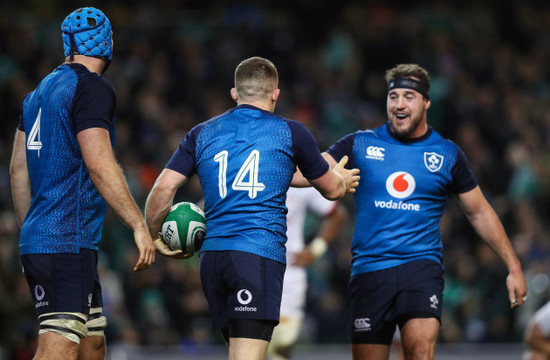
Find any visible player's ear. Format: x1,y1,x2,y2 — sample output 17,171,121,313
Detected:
272,88,280,103
230,88,238,103
424,97,431,110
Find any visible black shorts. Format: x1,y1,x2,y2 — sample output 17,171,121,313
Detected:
349,259,444,344
21,249,103,316
199,250,285,330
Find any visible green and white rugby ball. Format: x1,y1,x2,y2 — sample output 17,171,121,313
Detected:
160,202,206,255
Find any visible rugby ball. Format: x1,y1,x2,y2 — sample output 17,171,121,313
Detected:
160,202,206,255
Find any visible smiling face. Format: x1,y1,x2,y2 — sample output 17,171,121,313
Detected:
386,82,430,139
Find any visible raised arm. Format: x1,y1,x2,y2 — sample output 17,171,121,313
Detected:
78,127,155,271
456,186,527,308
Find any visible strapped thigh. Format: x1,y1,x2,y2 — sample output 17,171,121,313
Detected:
86,307,108,337
38,312,88,344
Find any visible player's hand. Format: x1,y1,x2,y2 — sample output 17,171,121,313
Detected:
133,228,156,272
508,270,527,308
507,269,527,309
333,155,360,194
153,237,191,260
292,249,316,267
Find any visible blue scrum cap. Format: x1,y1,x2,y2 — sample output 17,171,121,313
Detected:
61,7,112,61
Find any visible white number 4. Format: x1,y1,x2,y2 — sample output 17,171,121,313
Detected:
27,108,43,157
214,149,265,199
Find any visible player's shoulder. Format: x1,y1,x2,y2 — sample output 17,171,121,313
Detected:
428,128,461,152
65,63,115,95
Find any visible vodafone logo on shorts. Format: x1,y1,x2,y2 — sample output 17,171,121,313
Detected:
386,171,415,199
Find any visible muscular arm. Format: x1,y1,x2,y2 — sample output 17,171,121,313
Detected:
456,186,527,308
9,130,31,227
78,127,155,271
144,168,189,239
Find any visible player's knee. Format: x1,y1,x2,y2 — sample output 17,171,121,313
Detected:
38,312,88,344
402,341,434,360
86,307,107,338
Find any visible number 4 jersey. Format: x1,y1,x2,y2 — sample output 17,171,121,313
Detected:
18,63,115,255
166,104,330,264
327,122,477,276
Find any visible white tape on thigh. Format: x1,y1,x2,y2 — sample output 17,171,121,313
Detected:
86,307,108,337
38,312,88,344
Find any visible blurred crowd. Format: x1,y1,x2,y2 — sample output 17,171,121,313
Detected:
1,0,550,357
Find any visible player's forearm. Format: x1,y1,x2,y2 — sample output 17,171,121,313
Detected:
470,207,522,272
145,182,177,238
318,204,346,243
89,161,147,233
9,131,31,227
10,171,31,227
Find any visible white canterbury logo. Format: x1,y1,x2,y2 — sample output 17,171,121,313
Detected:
354,318,371,331
366,146,385,160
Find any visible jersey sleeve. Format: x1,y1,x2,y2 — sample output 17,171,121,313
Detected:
165,125,201,177
288,120,329,180
326,132,355,163
449,146,478,194
72,75,115,133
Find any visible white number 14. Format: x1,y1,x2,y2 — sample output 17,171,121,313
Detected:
214,149,265,199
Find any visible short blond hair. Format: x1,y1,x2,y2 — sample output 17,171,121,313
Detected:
234,56,279,100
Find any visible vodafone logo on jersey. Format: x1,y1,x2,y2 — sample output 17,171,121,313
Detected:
386,171,415,199
374,171,421,211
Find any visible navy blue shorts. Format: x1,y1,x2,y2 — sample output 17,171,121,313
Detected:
21,249,103,316
199,250,285,330
349,259,444,344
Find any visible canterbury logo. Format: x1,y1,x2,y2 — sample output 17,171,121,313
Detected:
366,146,385,160
354,317,371,331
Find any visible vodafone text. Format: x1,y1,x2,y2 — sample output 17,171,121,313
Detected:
374,199,420,211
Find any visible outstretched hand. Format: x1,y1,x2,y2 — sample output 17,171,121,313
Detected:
333,155,360,193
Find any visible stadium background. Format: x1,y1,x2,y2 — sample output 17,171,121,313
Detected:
1,1,549,358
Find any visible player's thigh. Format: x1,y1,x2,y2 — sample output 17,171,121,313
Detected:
229,337,270,360
400,317,439,350
22,250,103,344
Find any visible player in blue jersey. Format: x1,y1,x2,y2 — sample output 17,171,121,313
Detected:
297,63,527,359
9,7,156,360
145,56,359,360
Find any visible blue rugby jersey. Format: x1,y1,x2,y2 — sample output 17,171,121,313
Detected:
166,104,329,263
18,63,115,254
327,122,477,276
